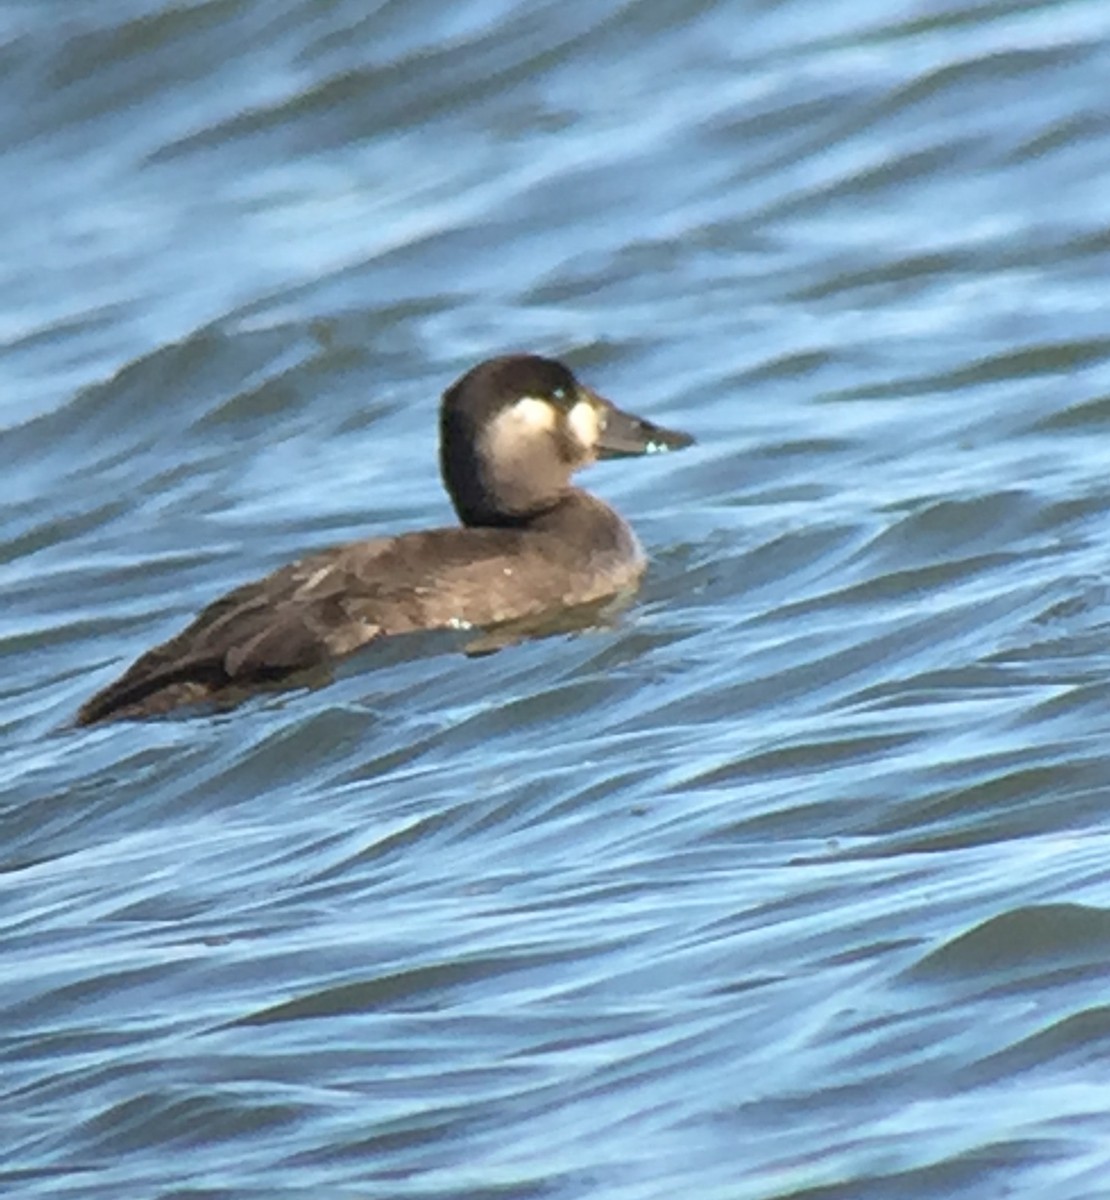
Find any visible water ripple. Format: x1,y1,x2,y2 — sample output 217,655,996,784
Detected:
5,0,1110,1197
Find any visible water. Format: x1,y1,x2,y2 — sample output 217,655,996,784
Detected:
4,0,1110,1195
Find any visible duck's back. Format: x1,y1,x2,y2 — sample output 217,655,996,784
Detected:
77,492,641,724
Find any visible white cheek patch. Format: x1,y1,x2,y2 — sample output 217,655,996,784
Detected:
510,396,557,432
486,396,558,459
568,400,600,448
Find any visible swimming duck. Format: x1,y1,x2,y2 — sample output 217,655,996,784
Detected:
77,354,692,724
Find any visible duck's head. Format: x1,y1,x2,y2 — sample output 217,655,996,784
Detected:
440,354,693,527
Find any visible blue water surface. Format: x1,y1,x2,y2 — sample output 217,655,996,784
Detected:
4,1,1110,1196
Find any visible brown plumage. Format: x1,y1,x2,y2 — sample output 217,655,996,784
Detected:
77,355,692,724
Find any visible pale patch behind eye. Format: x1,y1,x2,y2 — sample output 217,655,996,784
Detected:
485,395,558,459
568,400,600,448
509,396,557,432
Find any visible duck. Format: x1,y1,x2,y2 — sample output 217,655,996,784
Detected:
76,354,693,724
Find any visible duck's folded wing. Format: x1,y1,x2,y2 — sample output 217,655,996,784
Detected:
75,527,540,724
76,552,385,725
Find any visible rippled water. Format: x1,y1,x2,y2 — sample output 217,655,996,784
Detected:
5,1,1110,1196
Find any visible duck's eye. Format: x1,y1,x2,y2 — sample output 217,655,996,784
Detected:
551,386,568,403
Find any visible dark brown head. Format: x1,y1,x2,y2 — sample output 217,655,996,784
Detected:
440,354,693,527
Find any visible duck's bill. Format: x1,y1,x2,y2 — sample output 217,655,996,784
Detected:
591,394,694,459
